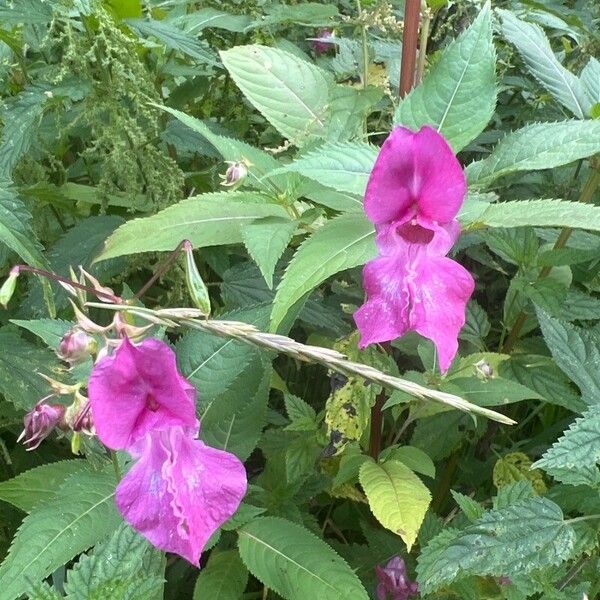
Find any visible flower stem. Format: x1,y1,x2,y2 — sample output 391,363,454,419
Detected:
416,7,431,84
502,166,600,353
399,0,421,97
356,0,369,90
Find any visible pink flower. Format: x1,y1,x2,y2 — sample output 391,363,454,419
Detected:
375,556,418,600
116,426,246,565
354,126,474,372
88,337,198,451
18,398,65,450
89,337,247,565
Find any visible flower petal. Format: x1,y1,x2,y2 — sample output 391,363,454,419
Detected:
116,427,247,565
354,253,411,348
409,255,475,372
364,126,466,226
89,337,198,451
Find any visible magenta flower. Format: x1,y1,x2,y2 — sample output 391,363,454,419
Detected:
88,337,198,450
116,426,247,565
354,126,474,372
89,337,247,565
18,398,65,450
375,556,418,600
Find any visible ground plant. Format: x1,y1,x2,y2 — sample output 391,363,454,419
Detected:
1,0,600,598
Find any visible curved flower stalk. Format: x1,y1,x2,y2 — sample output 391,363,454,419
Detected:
88,337,247,565
354,126,475,372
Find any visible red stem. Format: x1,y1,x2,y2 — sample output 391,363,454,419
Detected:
399,0,421,98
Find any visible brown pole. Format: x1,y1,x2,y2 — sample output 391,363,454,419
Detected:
399,0,421,98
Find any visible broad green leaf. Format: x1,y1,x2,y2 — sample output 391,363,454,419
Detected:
0,470,121,600
0,0,53,23
380,446,436,479
0,460,89,513
450,490,485,522
258,2,338,26
177,304,269,402
11,318,72,350
64,522,164,600
498,10,590,118
558,289,600,321
416,497,576,594
193,550,248,600
537,310,600,405
127,19,217,64
26,582,62,600
443,374,542,407
0,185,49,270
581,57,600,105
270,213,375,331
394,3,495,151
533,405,600,487
238,517,369,600
97,193,291,261
494,480,536,509
359,459,431,550
469,199,600,233
466,121,600,186
270,142,378,196
326,86,383,143
175,9,252,33
459,300,490,349
105,0,142,19
220,45,331,146
242,217,297,289
0,327,64,410
284,393,317,423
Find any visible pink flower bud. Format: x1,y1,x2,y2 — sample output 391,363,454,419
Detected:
17,399,66,451
310,29,335,55
58,329,96,364
375,556,418,600
220,160,248,188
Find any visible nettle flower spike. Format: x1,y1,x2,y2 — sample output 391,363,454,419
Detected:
354,126,475,372
88,337,247,565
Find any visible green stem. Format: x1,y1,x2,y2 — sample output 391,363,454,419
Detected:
356,0,369,90
565,514,600,525
416,8,431,84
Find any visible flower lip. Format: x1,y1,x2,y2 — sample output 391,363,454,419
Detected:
396,221,435,244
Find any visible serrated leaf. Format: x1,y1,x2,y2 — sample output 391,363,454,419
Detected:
175,9,252,33
26,582,63,600
416,497,576,594
498,10,590,118
359,459,431,550
176,304,269,402
450,490,484,522
11,319,72,350
0,0,53,23
558,289,600,321
220,45,331,146
284,394,316,423
0,470,121,600
238,517,369,600
270,142,378,196
533,405,600,487
581,57,600,105
394,3,495,151
380,446,436,479
97,193,291,261
493,480,536,509
193,550,248,600
127,18,217,64
537,310,600,404
241,217,297,289
0,460,89,513
466,121,600,187
459,301,490,349
270,213,375,331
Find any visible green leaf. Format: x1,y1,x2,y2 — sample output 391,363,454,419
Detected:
242,217,297,289
193,550,247,600
175,9,252,33
64,522,164,600
359,459,431,550
220,45,331,146
176,304,269,403
498,10,590,118
469,199,600,233
459,301,490,349
126,19,217,64
97,193,291,261
0,460,89,513
0,0,53,23
238,517,369,600
581,57,600,105
11,319,72,350
394,3,495,151
0,185,49,269
465,121,600,187
258,2,338,26
270,142,378,196
270,213,375,331
450,490,485,522
0,470,121,600
284,394,317,423
26,582,63,600
0,327,63,410
533,405,600,487
416,497,576,594
537,310,600,405
558,289,600,321
380,446,436,479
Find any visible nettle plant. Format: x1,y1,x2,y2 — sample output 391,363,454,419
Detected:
1,0,600,598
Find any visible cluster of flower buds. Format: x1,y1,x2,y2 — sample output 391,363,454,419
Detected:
375,556,418,600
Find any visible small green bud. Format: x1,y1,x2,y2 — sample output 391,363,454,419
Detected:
0,267,19,308
183,241,211,316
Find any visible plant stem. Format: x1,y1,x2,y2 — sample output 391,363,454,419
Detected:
565,513,600,525
502,166,600,353
356,0,369,90
416,8,431,84
399,0,421,97
368,393,384,458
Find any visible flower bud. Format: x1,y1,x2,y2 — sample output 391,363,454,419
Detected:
310,29,335,55
57,329,96,364
17,399,66,451
65,392,95,436
375,556,418,600
220,160,248,189
474,359,494,379
0,267,19,308
183,241,211,316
